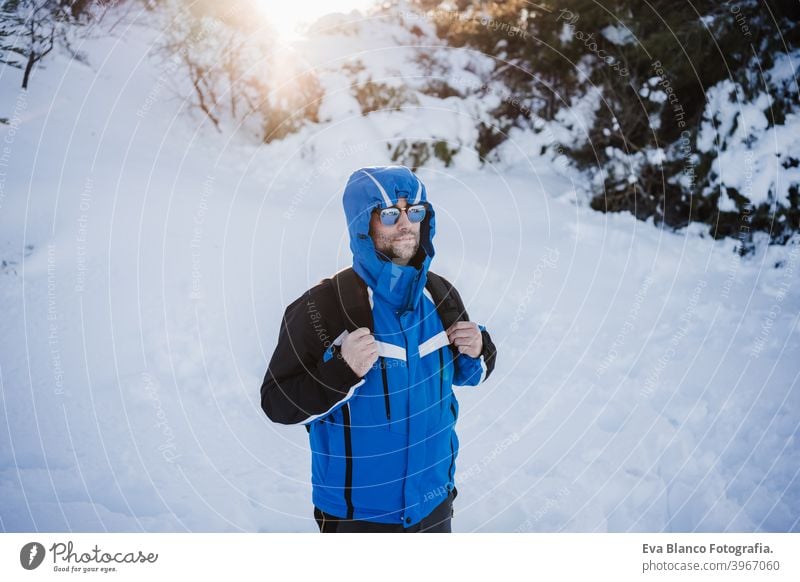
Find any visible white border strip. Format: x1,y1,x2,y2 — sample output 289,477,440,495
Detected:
301,378,365,425
418,330,450,358
360,169,393,207
5,533,792,574
478,354,487,383
412,178,422,204
375,341,406,361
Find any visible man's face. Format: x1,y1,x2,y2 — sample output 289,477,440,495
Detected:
368,197,421,266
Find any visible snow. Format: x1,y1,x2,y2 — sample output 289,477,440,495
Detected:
559,23,573,45
1,7,798,534
697,63,800,208
717,190,738,213
600,24,636,46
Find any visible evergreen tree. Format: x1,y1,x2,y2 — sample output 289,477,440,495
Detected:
410,0,800,247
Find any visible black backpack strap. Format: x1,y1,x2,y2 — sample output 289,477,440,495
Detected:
426,272,497,380
329,267,373,332
425,271,469,331
327,268,465,335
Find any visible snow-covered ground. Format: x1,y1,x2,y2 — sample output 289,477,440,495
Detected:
1,9,798,533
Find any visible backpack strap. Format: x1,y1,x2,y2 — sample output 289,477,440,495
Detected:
329,267,373,332
327,267,467,338
425,271,469,331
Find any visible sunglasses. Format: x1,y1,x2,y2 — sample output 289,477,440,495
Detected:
375,203,427,226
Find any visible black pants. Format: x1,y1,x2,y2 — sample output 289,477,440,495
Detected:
314,488,456,533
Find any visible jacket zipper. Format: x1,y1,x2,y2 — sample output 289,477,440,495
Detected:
380,357,391,420
396,310,410,431
342,403,354,519
438,348,444,414
448,401,456,482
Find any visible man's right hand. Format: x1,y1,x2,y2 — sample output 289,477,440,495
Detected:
339,327,379,377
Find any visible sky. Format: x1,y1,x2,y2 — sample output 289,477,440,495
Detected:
255,0,380,39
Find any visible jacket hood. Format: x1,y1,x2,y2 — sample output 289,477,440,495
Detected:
342,166,436,311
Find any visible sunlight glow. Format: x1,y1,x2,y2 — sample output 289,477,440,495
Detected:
256,0,379,40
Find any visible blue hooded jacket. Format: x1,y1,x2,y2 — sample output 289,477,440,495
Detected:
261,166,496,527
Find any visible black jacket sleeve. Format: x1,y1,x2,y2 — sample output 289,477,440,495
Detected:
477,326,498,382
260,283,364,425
440,275,498,384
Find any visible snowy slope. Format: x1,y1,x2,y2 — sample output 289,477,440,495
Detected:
0,8,798,533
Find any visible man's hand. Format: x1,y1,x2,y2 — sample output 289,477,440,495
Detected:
446,321,483,358
340,327,379,377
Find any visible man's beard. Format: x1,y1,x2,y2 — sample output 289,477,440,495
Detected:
376,232,420,262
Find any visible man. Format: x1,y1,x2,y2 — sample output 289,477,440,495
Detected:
260,165,497,532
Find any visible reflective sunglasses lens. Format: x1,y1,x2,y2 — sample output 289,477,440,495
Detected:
378,204,427,225
407,205,426,223
380,208,400,226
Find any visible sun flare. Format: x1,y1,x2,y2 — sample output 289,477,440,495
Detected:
255,0,378,40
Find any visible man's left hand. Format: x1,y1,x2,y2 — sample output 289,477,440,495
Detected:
446,321,483,358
